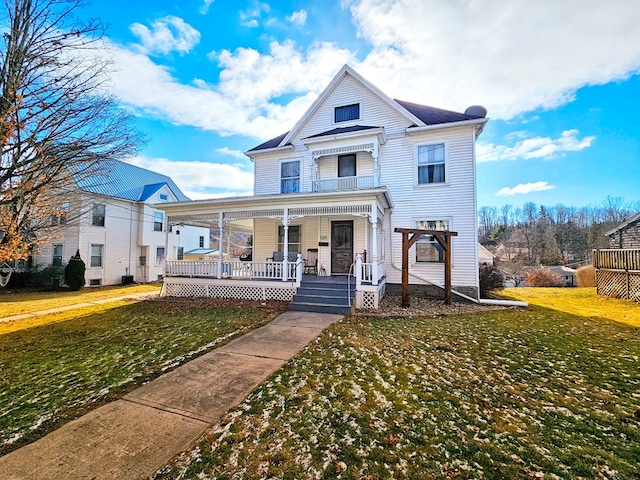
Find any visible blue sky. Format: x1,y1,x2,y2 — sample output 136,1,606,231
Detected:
78,0,640,209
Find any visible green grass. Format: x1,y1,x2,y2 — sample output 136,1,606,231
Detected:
0,298,287,455
0,283,161,317
155,297,640,479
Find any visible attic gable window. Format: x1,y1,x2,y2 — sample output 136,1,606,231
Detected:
334,103,360,123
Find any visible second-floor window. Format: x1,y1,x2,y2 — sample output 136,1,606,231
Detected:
335,103,360,122
417,143,446,184
51,203,68,226
338,154,356,177
154,212,163,232
280,160,300,193
52,244,63,266
177,246,184,260
92,204,105,226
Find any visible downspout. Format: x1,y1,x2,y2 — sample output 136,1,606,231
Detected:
388,211,527,307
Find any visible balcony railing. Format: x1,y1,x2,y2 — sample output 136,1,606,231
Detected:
312,175,374,192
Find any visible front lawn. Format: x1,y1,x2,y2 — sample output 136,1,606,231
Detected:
0,283,161,317
0,298,287,455
155,291,640,479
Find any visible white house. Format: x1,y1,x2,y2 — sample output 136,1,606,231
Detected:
158,65,487,311
35,159,209,286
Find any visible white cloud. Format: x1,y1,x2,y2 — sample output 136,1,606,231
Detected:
126,156,254,199
240,2,271,28
130,16,200,55
346,0,640,119
105,0,640,141
496,182,556,196
287,10,308,26
200,0,214,15
215,147,247,159
104,38,353,140
477,130,595,162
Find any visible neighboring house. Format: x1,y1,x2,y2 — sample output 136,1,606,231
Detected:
478,244,495,265
545,265,577,287
606,212,640,249
158,64,488,308
35,160,209,286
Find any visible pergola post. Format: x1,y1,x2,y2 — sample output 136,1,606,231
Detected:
394,228,458,306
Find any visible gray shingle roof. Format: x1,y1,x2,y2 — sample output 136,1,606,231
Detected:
248,99,484,153
303,125,380,139
74,159,190,202
394,99,484,126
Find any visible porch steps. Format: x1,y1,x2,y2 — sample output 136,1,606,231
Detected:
290,276,355,315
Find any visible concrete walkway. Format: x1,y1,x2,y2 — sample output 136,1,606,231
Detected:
0,310,342,479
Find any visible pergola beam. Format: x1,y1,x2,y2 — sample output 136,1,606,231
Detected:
394,228,458,306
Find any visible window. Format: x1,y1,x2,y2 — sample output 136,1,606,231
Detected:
153,212,163,232
52,244,63,266
338,154,356,177
417,143,446,184
156,247,165,265
199,236,205,248
51,203,68,226
277,225,301,254
159,194,168,201
90,244,103,267
415,220,449,263
280,160,300,193
335,103,360,123
92,204,106,226
89,279,101,286
177,246,184,260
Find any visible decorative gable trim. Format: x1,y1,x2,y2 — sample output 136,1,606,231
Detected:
279,64,425,148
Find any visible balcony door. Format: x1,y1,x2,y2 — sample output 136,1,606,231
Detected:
331,220,353,274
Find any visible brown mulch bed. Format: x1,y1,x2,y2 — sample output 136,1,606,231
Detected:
353,294,511,317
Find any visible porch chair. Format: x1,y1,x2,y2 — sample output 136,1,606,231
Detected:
304,248,318,275
267,251,284,262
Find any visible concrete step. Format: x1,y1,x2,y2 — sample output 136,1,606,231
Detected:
292,293,351,306
289,302,353,315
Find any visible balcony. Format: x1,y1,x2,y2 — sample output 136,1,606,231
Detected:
312,175,375,192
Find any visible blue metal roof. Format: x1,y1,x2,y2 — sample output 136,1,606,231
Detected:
75,159,190,202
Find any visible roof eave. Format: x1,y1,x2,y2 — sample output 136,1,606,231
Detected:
406,117,489,136
301,127,386,146
244,144,295,160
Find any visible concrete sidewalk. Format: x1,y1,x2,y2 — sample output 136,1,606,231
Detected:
0,310,341,479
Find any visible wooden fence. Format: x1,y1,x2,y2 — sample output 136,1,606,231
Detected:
593,249,640,301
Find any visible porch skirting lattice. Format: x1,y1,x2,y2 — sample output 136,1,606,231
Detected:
163,281,295,302
595,269,640,302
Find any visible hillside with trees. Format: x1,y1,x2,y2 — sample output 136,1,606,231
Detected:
478,196,640,276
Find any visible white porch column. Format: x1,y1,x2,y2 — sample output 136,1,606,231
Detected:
371,215,378,285
308,152,314,192
282,208,289,281
163,220,170,278
355,253,363,288
217,212,224,279
373,141,380,187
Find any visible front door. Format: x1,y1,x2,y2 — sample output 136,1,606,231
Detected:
331,220,353,274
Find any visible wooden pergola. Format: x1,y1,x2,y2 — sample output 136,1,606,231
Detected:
394,228,458,306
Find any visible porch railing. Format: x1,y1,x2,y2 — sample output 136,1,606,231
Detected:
356,258,386,286
312,175,374,192
165,258,302,282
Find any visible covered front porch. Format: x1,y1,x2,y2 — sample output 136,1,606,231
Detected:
158,189,391,309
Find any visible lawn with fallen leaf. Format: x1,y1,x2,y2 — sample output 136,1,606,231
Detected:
0,298,287,455
154,291,640,479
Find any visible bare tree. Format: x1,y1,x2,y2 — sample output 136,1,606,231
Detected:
0,0,143,262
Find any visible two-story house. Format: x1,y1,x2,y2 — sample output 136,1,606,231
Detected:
35,159,209,286
159,65,487,311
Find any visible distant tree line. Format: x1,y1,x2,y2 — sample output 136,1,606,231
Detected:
478,196,640,268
